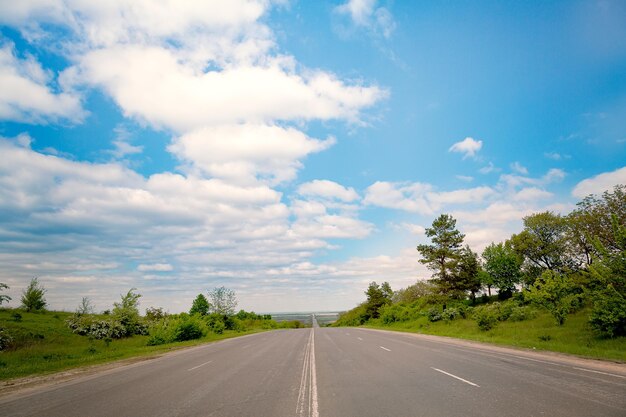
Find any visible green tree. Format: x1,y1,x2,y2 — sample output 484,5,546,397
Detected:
21,278,47,312
209,286,237,316
189,293,211,316
525,270,581,325
392,281,436,304
482,242,522,298
567,184,626,264
587,215,626,337
456,245,483,302
0,282,11,306
364,281,392,319
113,288,143,335
417,214,465,297
510,211,575,286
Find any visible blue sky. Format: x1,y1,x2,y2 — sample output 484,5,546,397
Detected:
0,0,624,313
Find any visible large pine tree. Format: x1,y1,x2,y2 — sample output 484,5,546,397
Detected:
417,214,466,298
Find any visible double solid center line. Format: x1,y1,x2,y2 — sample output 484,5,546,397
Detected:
296,328,319,417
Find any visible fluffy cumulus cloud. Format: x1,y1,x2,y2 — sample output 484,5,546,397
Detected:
297,180,359,202
363,181,494,214
0,0,389,310
0,42,84,123
572,166,626,198
449,137,483,159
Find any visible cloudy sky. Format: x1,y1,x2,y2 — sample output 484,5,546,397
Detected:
0,0,625,313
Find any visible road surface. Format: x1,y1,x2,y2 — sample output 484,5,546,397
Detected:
1,326,625,416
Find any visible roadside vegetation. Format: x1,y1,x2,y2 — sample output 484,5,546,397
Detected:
0,286,305,381
334,185,626,361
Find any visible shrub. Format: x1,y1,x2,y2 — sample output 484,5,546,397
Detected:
66,315,133,339
508,306,535,322
427,307,442,322
474,306,498,331
589,286,626,338
441,307,460,321
0,328,13,351
11,312,22,322
205,313,226,334
21,278,47,312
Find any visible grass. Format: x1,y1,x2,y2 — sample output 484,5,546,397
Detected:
364,307,626,362
0,309,270,381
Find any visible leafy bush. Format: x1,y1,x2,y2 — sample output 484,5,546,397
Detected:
66,315,130,339
474,306,498,331
380,304,410,324
508,306,535,322
427,307,442,322
0,328,13,351
21,278,47,312
174,319,205,341
589,286,626,338
441,307,460,321
11,312,22,322
205,313,226,334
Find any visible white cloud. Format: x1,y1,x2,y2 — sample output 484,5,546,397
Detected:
169,124,335,185
572,166,626,198
510,161,528,175
0,42,84,123
363,181,434,214
512,187,553,201
399,223,425,235
138,263,173,272
364,181,493,213
479,162,497,174
456,175,474,182
298,180,359,202
449,137,482,159
335,0,396,39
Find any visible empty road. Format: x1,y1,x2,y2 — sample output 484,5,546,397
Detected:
1,326,625,416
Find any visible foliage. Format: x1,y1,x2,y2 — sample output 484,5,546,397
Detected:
189,293,211,316
205,313,227,334
111,288,147,336
66,314,129,339
417,214,465,297
0,328,12,351
76,297,95,315
482,242,522,297
474,306,498,331
0,282,11,305
525,270,582,325
208,287,238,316
334,303,369,326
589,286,626,338
456,246,483,301
145,307,167,321
392,281,436,304
509,212,575,285
364,281,392,319
587,215,626,337
427,307,442,322
21,278,47,312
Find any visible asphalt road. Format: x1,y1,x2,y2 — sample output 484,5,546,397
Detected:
1,326,625,417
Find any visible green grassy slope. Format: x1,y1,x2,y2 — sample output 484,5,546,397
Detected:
364,308,626,361
0,309,269,381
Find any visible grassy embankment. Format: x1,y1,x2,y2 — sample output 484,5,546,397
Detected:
337,303,626,362
0,309,291,381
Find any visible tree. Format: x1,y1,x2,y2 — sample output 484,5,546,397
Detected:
189,293,211,316
525,270,581,325
587,215,626,337
456,246,483,302
113,288,143,335
509,211,576,286
364,281,392,319
21,278,47,312
567,184,626,264
208,287,237,316
392,281,436,304
0,283,11,306
76,296,95,315
482,242,522,299
417,214,465,297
